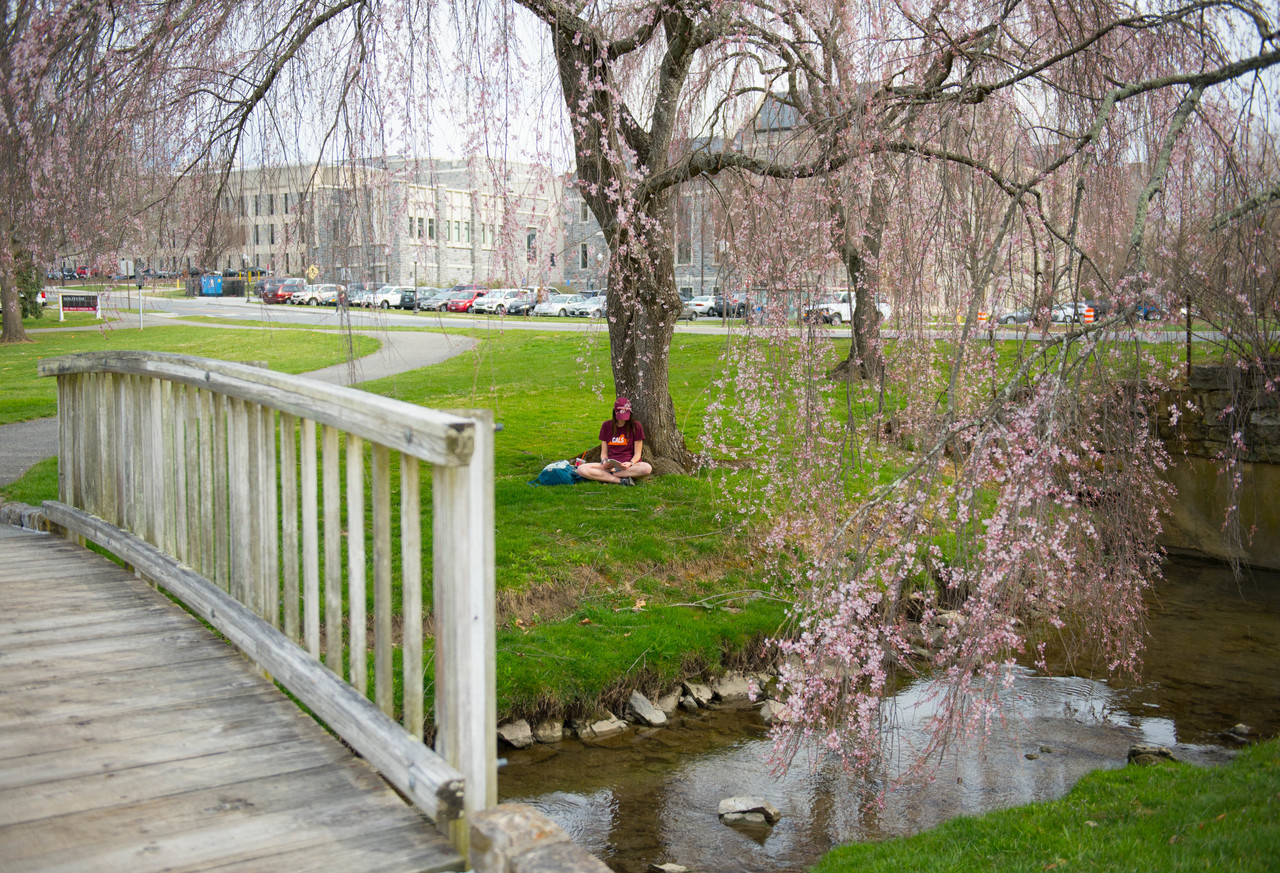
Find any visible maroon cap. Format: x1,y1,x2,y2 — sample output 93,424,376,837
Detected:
613,397,631,420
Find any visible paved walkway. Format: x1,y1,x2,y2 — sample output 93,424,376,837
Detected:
0,320,475,487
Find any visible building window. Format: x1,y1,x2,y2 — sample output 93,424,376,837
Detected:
269,224,276,245
284,193,290,214
580,201,590,222
580,242,589,269
428,218,436,240
526,229,537,263
254,195,260,216
418,217,424,239
332,219,339,239
445,220,451,242
409,216,415,236
268,194,275,215
240,196,246,217
253,225,260,245
465,221,472,243
454,220,461,242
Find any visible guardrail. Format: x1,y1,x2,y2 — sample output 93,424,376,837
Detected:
37,351,496,852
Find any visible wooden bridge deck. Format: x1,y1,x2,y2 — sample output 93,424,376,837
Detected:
0,527,464,873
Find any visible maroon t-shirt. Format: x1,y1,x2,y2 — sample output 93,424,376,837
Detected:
599,419,645,462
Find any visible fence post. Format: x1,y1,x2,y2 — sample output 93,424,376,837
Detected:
433,409,495,856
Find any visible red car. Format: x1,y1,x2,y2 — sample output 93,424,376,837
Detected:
445,290,484,312
261,277,305,303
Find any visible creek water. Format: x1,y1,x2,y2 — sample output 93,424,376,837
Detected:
497,556,1280,873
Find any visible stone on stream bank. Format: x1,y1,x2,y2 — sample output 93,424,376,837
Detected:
494,671,780,749
717,796,782,825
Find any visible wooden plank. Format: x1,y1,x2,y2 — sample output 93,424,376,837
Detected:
433,409,497,851
262,405,279,628
213,392,229,591
280,413,300,640
347,434,368,696
401,454,423,738
323,425,343,675
0,629,235,684
0,764,460,873
39,352,477,467
245,400,262,616
199,388,214,581
40,502,466,823
150,376,165,549
176,821,462,873
229,397,251,606
0,654,260,728
372,444,393,717
163,379,178,557
0,698,334,792
0,733,349,828
301,418,319,658
0,608,193,648
56,376,68,504
0,686,299,774
185,383,200,565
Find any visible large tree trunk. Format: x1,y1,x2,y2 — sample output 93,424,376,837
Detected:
1,228,30,343
605,208,693,473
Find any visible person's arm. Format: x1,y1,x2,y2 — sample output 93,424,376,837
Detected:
626,440,643,467
600,440,610,464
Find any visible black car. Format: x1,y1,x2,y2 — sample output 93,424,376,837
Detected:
506,296,538,316
398,287,420,310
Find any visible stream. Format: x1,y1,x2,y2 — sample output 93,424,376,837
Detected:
497,556,1280,873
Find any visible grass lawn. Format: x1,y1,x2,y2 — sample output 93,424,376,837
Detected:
0,324,379,425
813,739,1280,873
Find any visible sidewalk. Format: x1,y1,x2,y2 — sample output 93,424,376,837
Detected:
0,323,476,487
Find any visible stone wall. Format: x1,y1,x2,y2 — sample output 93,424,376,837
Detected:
1155,364,1280,569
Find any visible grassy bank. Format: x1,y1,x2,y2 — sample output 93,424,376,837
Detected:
814,739,1280,873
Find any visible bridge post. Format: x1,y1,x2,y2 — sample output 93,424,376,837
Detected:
434,408,497,854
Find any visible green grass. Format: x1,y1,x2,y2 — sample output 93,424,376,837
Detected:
813,740,1280,873
0,325,379,425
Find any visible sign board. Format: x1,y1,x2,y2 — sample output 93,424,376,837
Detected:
60,294,98,312
201,274,224,296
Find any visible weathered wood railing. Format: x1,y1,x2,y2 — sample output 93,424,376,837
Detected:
37,351,496,852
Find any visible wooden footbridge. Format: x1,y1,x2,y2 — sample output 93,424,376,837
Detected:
0,353,497,872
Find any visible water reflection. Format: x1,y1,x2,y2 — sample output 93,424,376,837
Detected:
499,557,1279,873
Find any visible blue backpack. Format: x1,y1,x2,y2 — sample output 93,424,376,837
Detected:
531,459,582,486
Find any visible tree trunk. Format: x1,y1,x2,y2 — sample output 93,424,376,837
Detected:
1,228,30,343
605,215,693,473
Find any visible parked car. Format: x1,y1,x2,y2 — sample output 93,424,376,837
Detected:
362,285,403,309
445,289,486,312
506,292,540,316
1050,302,1085,324
472,289,529,315
416,289,454,311
397,287,426,310
534,293,585,317
568,295,606,317
995,307,1035,325
310,284,344,306
688,295,717,316
803,291,891,325
262,276,306,303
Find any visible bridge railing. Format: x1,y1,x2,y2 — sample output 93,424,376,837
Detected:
37,351,495,851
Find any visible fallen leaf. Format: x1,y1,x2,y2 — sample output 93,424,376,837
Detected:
1085,820,1098,828
633,597,647,611
578,617,592,625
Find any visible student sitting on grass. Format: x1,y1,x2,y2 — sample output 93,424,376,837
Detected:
576,397,653,486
